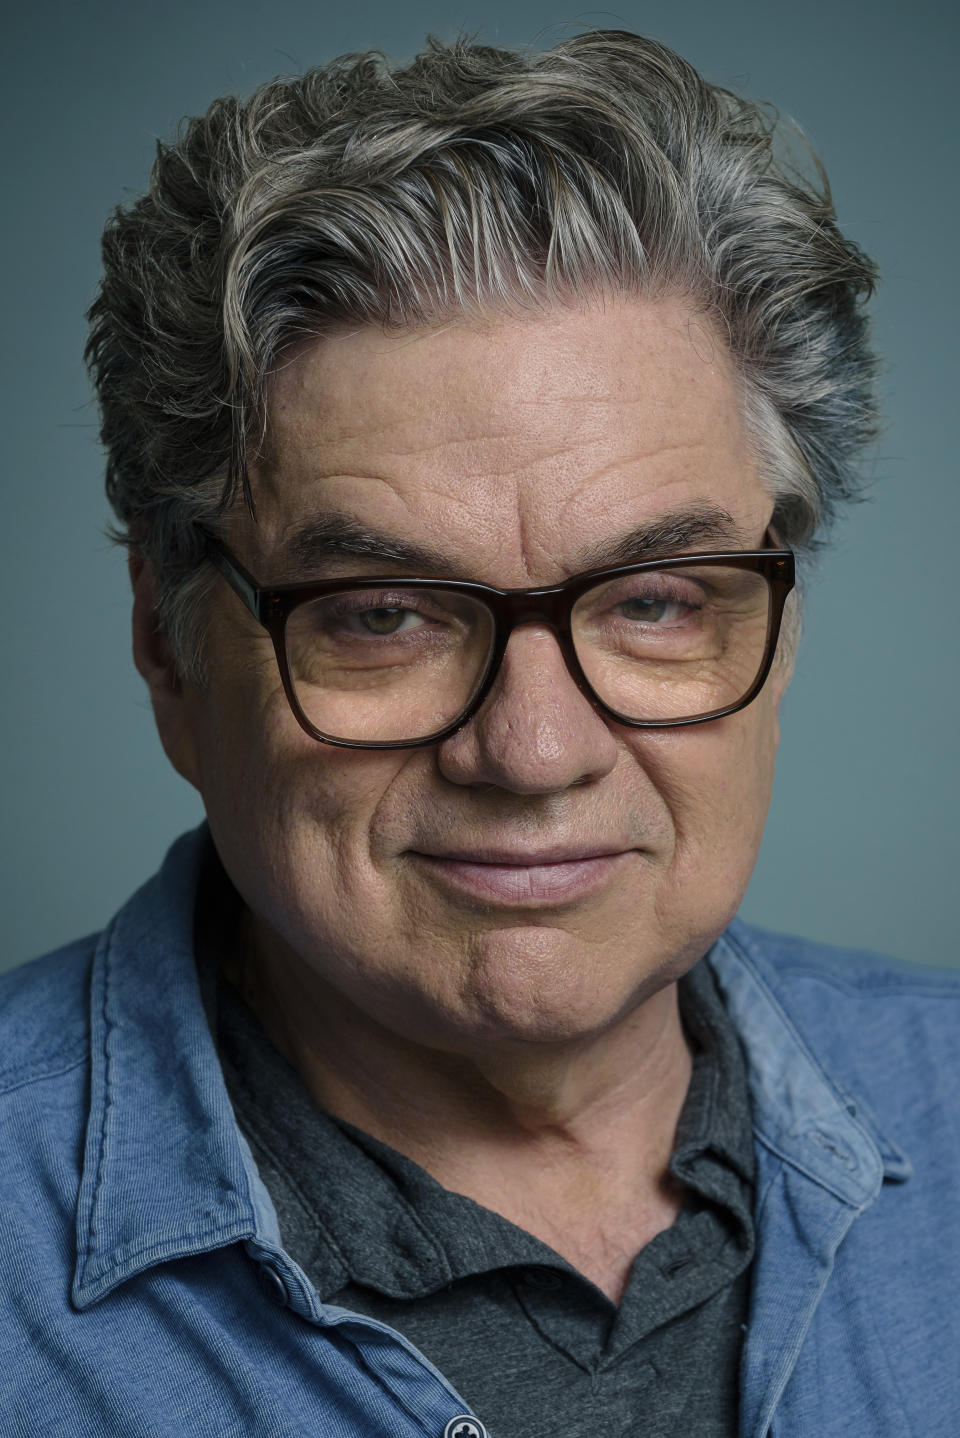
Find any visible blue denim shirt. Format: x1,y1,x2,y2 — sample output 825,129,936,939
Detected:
2,825,958,1437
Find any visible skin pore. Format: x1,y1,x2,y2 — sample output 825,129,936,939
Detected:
133,294,789,1304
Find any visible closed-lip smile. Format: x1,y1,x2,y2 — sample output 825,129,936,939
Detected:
412,844,635,903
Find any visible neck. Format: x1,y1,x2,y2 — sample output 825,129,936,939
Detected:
229,913,696,1301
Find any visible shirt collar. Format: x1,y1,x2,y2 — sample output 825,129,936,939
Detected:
673,955,757,1188
72,826,268,1310
707,922,912,1207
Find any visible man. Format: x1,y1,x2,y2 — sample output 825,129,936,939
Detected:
1,28,956,1438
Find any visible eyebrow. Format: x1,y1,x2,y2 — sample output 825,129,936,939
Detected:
282,515,454,578
573,504,751,572
278,502,753,582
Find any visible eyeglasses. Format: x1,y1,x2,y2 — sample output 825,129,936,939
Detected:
204,534,795,749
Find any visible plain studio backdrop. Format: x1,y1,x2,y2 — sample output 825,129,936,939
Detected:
2,0,956,975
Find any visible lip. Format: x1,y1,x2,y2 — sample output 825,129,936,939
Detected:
412,847,635,904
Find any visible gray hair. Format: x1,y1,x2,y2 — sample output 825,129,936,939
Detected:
86,29,879,680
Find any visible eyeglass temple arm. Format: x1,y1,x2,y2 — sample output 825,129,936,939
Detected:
203,533,262,620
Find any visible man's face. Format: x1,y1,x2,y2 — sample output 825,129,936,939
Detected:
162,296,787,1056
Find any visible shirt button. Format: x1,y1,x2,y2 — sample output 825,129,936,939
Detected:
261,1265,287,1304
443,1419,487,1438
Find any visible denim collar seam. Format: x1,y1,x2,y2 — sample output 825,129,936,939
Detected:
73,916,117,1301
73,890,258,1307
74,1219,259,1308
750,1129,876,1211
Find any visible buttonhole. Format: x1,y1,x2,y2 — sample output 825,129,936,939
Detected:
524,1269,563,1290
808,1129,855,1167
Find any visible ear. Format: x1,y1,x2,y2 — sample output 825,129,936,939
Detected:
130,551,203,789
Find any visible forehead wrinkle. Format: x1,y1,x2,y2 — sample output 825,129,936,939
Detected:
273,361,714,463
266,354,736,499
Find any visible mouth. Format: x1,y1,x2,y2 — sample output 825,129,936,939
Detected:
410,846,636,904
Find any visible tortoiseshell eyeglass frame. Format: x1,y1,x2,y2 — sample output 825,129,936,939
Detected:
202,531,795,749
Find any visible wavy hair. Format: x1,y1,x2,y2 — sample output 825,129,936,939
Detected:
86,29,879,678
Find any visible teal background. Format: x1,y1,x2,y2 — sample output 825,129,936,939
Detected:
2,0,957,974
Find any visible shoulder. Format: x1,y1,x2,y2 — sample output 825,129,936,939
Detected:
0,934,97,1097
0,937,98,1256
0,825,211,1100
726,916,960,997
723,919,960,1054
721,918,960,1157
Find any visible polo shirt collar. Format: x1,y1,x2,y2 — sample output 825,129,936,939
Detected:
673,955,757,1189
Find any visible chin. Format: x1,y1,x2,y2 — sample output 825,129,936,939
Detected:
444,922,668,1046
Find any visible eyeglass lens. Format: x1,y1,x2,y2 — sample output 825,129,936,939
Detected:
282,563,773,743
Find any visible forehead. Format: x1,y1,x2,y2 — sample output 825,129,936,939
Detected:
249,295,769,582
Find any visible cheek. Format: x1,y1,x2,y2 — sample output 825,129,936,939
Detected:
193,661,419,924
625,697,779,899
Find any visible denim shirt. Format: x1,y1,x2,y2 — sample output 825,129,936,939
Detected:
2,825,958,1437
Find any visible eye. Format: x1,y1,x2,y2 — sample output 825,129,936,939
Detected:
309,590,441,642
346,605,426,636
614,594,693,625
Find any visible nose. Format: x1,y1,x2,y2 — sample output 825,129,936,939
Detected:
435,624,619,793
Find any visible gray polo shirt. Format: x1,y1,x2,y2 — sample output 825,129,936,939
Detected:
196,861,755,1437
